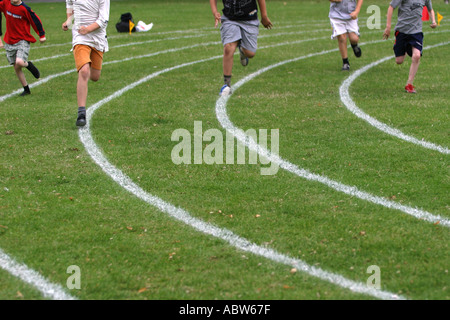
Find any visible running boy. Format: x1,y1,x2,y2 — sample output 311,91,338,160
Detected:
62,0,110,127
210,0,272,96
383,0,437,93
0,0,45,96
329,0,363,71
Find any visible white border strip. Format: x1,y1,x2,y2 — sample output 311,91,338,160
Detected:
77,58,404,300
340,41,450,155
0,248,75,300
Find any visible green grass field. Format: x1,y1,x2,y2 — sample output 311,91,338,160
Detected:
0,0,449,301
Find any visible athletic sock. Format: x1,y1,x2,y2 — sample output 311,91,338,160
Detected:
78,106,86,116
224,75,231,87
343,58,349,65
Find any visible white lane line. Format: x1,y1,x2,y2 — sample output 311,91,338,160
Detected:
0,39,332,299
77,57,404,300
0,34,211,69
0,35,328,101
0,44,221,102
0,40,446,299
0,248,76,300
0,30,326,69
0,33,358,102
340,41,450,155
2,36,447,299
215,46,450,228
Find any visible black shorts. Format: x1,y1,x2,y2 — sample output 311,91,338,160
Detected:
393,31,423,57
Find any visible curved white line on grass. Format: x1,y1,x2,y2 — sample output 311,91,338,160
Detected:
78,59,405,301
0,43,221,102
0,37,443,299
0,69,75,102
0,248,75,300
0,34,211,69
340,41,450,154
0,30,328,69
215,48,450,228
0,36,328,101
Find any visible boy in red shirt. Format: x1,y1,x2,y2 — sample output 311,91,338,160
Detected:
0,0,46,96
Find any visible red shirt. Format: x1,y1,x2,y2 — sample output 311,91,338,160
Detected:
0,0,45,45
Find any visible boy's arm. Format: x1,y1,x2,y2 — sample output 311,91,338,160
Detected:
209,0,221,28
78,23,99,35
94,0,109,30
62,5,74,31
350,0,363,20
27,7,46,43
383,5,395,39
257,0,272,29
429,9,437,28
78,0,109,35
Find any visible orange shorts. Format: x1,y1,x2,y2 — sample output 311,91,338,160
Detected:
73,44,104,71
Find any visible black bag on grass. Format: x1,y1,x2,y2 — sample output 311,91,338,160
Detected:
116,12,136,33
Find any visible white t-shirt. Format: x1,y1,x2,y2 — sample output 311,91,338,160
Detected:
66,0,110,52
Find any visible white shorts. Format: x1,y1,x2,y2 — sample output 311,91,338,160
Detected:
330,18,360,39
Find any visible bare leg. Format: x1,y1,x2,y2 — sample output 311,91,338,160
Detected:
337,34,348,59
396,55,406,65
14,58,28,87
348,32,359,46
240,46,255,59
223,41,238,76
407,48,421,85
77,63,91,107
90,68,101,82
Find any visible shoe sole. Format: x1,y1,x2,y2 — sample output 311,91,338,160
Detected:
76,117,87,127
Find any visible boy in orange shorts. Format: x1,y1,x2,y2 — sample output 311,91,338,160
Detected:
62,0,110,127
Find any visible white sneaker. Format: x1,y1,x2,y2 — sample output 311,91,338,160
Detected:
220,84,231,96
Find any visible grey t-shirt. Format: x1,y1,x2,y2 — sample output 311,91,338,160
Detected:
390,0,433,34
329,0,357,20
